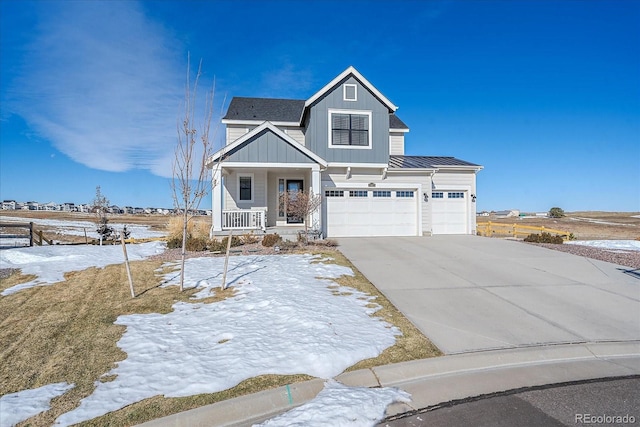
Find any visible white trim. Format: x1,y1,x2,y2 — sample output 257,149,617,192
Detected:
343,83,357,101
327,162,389,168
221,119,299,126
223,162,321,170
390,128,410,133
430,165,484,172
207,121,327,167
237,173,254,203
328,109,373,150
305,66,398,112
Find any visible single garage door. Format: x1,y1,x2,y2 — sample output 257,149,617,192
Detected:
431,191,468,234
325,189,418,237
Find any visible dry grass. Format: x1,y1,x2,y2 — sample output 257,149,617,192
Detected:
480,211,640,240
166,216,210,240
0,248,439,426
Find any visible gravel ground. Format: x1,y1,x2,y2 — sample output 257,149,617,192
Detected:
526,242,640,269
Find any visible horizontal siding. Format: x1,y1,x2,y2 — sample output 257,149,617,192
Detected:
389,133,404,155
223,170,267,210
226,126,248,144
281,127,305,145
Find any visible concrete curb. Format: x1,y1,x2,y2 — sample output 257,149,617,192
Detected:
136,341,640,427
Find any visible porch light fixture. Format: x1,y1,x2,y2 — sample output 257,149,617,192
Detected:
423,193,429,202
346,166,351,179
471,194,477,202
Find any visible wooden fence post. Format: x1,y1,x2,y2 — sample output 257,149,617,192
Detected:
120,234,136,298
29,222,34,247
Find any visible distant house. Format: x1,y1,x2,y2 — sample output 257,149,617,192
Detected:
206,66,483,237
62,202,75,212
494,210,520,218
1,200,17,210
41,202,57,211
24,201,39,210
76,204,91,213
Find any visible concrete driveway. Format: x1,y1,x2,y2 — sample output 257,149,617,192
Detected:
338,236,640,354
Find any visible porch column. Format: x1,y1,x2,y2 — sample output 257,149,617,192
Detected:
212,168,223,232
310,165,321,231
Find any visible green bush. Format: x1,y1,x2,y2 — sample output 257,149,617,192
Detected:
549,207,565,218
262,233,280,247
524,232,564,244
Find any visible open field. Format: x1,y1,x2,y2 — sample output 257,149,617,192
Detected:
479,211,640,240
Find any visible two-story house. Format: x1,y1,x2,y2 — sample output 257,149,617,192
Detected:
207,66,482,237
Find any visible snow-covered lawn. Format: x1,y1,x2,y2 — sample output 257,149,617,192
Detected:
565,239,640,252
0,216,166,239
1,244,408,426
0,241,166,295
0,383,73,427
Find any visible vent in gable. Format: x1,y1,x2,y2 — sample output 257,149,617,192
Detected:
343,84,357,101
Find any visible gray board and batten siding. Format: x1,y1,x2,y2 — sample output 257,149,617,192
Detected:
224,129,317,164
304,76,390,164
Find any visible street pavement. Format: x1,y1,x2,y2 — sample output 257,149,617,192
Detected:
380,377,639,427
337,235,640,354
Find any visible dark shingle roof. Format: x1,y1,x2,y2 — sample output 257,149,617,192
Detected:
223,97,305,122
224,97,409,129
389,114,408,130
389,155,480,169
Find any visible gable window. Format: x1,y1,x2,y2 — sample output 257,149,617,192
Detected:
238,175,253,202
329,109,372,149
343,84,357,101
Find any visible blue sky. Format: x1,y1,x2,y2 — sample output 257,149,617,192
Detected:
1,0,638,212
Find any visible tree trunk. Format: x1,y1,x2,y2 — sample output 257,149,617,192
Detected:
179,209,188,292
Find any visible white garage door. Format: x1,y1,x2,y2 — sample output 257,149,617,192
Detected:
325,189,418,237
431,191,468,234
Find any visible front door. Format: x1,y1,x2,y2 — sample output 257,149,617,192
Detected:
286,180,304,224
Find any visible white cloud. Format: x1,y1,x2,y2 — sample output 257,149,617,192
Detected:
7,1,195,178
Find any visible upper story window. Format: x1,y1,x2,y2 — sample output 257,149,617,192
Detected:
329,109,372,149
343,84,357,101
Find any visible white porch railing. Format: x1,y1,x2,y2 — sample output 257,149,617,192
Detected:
222,209,267,231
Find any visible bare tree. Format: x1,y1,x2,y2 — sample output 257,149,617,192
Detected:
281,190,322,244
172,55,220,291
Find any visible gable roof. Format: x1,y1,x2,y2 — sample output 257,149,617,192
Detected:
389,155,481,169
305,66,398,112
222,97,304,124
207,121,327,167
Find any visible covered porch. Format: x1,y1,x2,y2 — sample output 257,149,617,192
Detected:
211,163,322,233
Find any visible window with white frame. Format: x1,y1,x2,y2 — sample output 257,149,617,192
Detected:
373,190,391,197
325,190,345,197
432,192,444,199
238,175,253,202
396,191,414,198
343,84,357,101
448,192,465,199
329,110,371,148
349,190,368,197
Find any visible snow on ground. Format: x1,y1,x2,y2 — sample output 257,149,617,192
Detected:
565,240,640,252
0,216,166,239
54,254,401,426
0,382,74,427
0,242,166,295
255,380,411,427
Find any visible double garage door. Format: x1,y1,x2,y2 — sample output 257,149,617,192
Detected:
325,188,418,237
431,191,468,234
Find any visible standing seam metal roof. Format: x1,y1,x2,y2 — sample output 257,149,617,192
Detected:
389,155,480,168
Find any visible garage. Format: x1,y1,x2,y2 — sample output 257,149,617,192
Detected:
431,191,468,234
324,188,419,237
